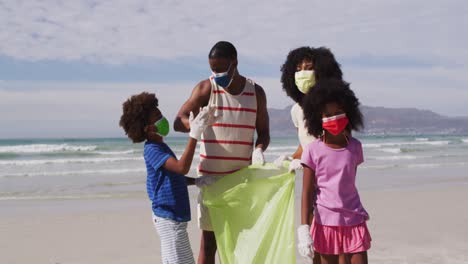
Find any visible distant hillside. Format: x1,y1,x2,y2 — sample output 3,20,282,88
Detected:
268,105,468,136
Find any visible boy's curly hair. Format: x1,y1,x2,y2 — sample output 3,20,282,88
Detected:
280,46,343,104
302,79,363,138
119,92,159,143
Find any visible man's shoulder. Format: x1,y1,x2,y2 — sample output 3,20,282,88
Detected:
195,79,212,96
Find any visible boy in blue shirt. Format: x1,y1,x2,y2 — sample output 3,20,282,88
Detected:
119,92,216,264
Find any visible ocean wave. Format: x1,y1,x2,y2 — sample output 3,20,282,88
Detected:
266,146,299,151
462,139,468,143
363,140,450,148
0,144,97,153
95,150,136,155
379,148,402,154
0,157,143,166
407,162,468,169
373,155,419,161
0,168,147,178
415,137,429,141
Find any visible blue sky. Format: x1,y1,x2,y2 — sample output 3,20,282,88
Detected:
0,0,467,138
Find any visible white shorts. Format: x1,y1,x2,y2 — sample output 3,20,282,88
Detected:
196,175,224,231
197,189,213,231
152,215,195,264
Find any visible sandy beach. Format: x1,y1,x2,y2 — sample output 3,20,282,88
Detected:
1,166,468,264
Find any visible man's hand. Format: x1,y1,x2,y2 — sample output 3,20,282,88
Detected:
195,176,218,188
252,148,265,165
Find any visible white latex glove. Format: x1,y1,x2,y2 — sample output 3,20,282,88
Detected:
195,176,218,188
189,106,217,140
273,155,292,168
297,225,314,261
252,148,265,165
288,159,303,173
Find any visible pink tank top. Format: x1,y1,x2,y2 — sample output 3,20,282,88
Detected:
198,77,257,176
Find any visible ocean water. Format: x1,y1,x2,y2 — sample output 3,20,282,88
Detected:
1,135,468,200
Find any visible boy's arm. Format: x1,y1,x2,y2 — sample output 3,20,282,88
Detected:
163,105,218,175
162,138,197,175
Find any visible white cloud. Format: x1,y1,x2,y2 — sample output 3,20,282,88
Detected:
0,0,467,64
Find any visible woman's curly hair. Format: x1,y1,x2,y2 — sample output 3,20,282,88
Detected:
302,79,363,138
280,46,343,104
280,47,314,103
119,92,159,143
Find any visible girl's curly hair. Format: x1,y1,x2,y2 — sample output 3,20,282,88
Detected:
119,92,159,143
302,79,363,138
313,47,343,81
280,46,343,104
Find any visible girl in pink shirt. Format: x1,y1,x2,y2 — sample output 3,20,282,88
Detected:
298,79,371,264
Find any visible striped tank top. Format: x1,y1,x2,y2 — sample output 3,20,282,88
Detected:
198,77,257,176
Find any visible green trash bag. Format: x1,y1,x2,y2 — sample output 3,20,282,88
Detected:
202,162,296,264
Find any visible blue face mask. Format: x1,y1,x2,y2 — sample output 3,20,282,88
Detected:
212,63,234,88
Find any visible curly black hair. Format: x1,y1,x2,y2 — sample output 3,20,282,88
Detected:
119,92,159,143
313,47,343,81
302,79,363,138
280,46,344,104
280,47,314,103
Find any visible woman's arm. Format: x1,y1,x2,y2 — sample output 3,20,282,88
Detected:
291,144,303,159
162,138,197,175
301,166,316,225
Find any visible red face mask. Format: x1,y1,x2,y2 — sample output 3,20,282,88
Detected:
322,114,349,136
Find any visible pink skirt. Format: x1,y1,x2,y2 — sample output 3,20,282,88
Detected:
311,221,371,255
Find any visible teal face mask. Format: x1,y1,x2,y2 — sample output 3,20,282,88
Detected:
154,116,170,137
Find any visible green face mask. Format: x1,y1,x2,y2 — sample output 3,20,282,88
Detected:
154,117,170,137
294,70,316,94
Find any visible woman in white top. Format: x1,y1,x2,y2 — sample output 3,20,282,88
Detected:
275,47,345,264
275,47,344,171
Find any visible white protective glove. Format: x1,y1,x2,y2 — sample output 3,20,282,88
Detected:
297,224,314,261
273,155,292,168
189,106,217,140
195,176,218,188
288,159,303,173
252,147,265,165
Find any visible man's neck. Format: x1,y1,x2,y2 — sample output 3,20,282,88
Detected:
224,75,246,95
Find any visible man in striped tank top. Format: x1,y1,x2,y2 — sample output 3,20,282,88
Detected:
174,41,270,264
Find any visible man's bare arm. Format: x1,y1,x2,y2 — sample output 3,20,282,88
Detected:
173,80,211,132
254,84,270,151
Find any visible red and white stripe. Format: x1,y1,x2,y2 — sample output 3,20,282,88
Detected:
198,78,257,176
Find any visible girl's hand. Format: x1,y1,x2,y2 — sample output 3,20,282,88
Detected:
288,159,303,172
297,224,314,261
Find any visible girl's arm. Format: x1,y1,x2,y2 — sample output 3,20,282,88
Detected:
162,138,197,175
301,166,316,226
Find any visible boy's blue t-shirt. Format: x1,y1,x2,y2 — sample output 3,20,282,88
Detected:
144,141,190,222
